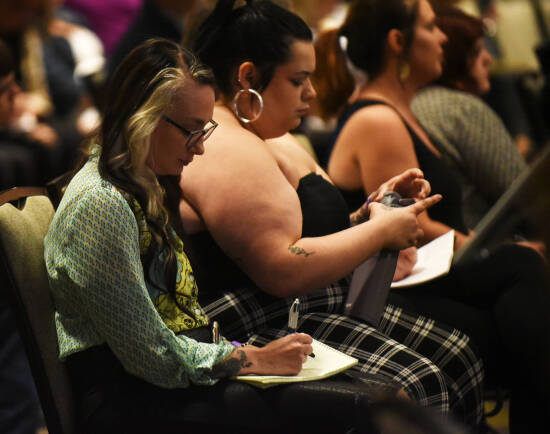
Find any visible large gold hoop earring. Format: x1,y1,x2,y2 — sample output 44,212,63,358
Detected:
232,88,264,123
399,61,410,82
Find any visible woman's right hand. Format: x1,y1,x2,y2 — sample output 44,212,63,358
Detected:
241,333,313,376
369,194,442,250
211,333,313,378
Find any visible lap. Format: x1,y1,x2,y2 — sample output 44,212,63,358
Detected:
200,282,484,425
410,243,548,305
200,278,348,341
77,358,381,434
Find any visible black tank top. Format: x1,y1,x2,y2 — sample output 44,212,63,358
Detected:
185,172,351,293
334,99,468,234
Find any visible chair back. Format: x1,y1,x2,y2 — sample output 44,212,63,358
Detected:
0,187,77,434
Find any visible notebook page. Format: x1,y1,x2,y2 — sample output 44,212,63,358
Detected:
233,339,358,388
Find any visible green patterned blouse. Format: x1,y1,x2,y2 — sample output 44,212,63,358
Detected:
44,152,234,388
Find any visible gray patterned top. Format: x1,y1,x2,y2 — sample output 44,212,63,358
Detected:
412,85,526,227
44,153,234,388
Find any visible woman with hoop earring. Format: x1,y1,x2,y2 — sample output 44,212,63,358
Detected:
176,0,485,427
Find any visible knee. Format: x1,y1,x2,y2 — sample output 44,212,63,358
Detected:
393,359,450,414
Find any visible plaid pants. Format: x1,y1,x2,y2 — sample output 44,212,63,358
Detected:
201,278,484,427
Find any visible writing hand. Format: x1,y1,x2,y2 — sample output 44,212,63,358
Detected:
210,333,313,378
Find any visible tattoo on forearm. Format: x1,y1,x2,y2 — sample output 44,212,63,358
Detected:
209,349,252,378
288,245,314,257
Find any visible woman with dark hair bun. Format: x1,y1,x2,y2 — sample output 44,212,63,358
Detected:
316,0,550,430
178,0,485,427
411,7,527,228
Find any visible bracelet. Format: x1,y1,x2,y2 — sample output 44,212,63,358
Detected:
363,197,372,220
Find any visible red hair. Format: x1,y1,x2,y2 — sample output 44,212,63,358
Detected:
435,7,484,90
311,29,355,121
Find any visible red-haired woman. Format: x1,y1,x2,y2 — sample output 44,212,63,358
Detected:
411,7,527,227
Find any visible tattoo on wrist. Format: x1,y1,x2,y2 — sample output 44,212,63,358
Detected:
288,244,314,257
210,349,252,378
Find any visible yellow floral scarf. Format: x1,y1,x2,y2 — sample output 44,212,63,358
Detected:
125,194,209,334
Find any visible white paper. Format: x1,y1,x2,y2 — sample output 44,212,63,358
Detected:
391,230,454,288
233,339,358,388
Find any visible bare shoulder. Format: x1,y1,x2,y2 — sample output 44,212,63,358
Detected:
265,133,321,182
333,104,413,164
345,104,409,144
330,102,420,191
181,108,282,208
266,133,313,164
180,108,303,262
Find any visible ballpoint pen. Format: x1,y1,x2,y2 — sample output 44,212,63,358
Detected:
288,298,299,333
288,298,315,357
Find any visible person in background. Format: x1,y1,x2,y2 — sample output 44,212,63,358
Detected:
62,0,142,58
0,0,100,180
107,0,199,80
0,38,59,189
0,37,46,434
0,40,37,189
178,0,485,427
316,0,550,430
411,7,526,228
292,0,346,37
477,0,538,158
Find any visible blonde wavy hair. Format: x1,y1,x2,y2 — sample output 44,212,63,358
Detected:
115,66,184,229
88,38,214,249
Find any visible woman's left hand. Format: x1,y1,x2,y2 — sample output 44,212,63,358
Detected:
392,247,418,282
370,168,430,202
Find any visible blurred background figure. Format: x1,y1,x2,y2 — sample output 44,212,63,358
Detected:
0,38,43,434
448,0,549,159
0,38,59,190
0,0,104,184
61,0,142,58
107,0,201,80
411,7,527,228
474,0,549,159
292,0,347,36
0,39,36,189
313,0,550,429
306,0,550,169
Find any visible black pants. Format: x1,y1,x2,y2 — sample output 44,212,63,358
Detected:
66,344,404,434
389,244,550,433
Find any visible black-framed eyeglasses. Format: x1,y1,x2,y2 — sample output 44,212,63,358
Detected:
162,115,218,149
